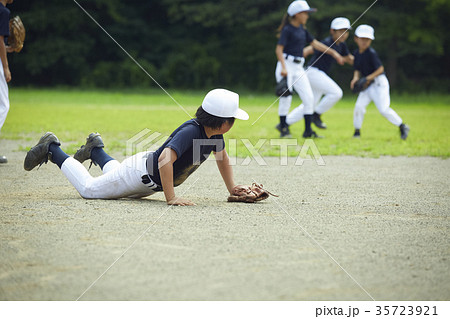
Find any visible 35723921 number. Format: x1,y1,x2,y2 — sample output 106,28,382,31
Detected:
375,305,438,316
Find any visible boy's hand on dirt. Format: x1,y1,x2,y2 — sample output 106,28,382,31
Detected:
167,197,195,206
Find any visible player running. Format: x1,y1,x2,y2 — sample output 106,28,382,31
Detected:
23,89,249,206
275,1,344,138
351,25,409,139
301,17,354,130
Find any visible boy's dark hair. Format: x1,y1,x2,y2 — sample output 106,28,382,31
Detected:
195,106,235,130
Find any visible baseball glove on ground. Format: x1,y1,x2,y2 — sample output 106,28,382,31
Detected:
352,77,371,94
275,77,291,97
227,183,278,203
8,16,25,53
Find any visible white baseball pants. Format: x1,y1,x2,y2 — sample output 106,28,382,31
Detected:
308,67,343,114
0,59,9,131
353,74,402,129
275,59,314,118
284,67,344,125
61,152,158,199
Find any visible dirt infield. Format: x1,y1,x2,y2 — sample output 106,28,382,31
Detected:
0,139,449,300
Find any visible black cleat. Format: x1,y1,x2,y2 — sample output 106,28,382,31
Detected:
353,129,361,138
275,124,292,138
0,155,7,163
74,133,104,164
312,113,327,129
400,124,410,140
24,132,60,171
302,130,323,138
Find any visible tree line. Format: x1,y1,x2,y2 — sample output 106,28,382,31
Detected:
7,0,450,92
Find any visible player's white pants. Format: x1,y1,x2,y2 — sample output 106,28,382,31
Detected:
0,59,9,131
308,67,343,114
353,74,402,129
60,152,157,199
275,59,314,117
285,67,344,125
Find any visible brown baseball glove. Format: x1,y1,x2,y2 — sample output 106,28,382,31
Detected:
227,183,278,203
8,16,25,53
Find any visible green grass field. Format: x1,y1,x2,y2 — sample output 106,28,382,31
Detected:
3,88,450,157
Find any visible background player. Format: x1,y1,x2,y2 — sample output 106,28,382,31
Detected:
351,25,409,139
301,17,354,130
24,89,249,206
275,0,344,138
0,0,13,164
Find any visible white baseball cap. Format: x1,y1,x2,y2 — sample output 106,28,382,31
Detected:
201,89,249,120
287,1,317,16
330,17,351,30
355,24,375,40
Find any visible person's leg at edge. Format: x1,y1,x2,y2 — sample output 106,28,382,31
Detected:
0,59,10,163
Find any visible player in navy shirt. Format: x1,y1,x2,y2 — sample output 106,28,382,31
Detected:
148,118,225,188
351,25,409,140
307,36,350,74
288,17,354,130
24,89,250,206
0,0,13,164
275,1,344,138
353,47,382,78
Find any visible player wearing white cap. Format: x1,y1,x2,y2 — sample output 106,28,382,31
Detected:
300,17,354,129
351,25,410,140
284,17,354,131
23,89,249,206
275,1,344,138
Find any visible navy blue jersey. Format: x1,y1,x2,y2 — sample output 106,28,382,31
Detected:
148,119,225,188
307,36,350,74
278,24,314,57
0,4,10,41
353,47,383,77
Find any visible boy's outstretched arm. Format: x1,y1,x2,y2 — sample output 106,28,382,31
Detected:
158,147,195,206
303,45,314,58
214,149,235,195
311,39,344,65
